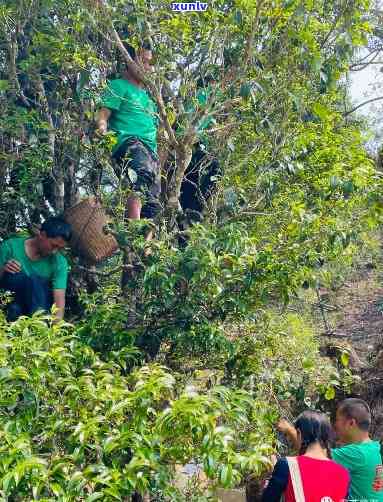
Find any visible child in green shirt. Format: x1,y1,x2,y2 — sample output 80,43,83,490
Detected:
97,43,161,223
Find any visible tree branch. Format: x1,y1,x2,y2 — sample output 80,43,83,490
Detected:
344,96,383,116
75,264,133,277
320,0,349,50
8,28,30,107
244,0,266,65
350,49,379,67
34,74,64,211
350,61,383,71
349,50,381,71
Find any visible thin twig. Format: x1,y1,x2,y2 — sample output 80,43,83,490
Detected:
344,96,383,116
315,288,332,333
75,264,133,277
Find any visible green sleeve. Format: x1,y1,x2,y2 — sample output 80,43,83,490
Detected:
52,255,68,290
0,240,12,268
100,80,124,111
331,445,365,472
197,88,209,106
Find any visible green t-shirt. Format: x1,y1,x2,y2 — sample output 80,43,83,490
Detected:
332,440,383,501
100,79,158,155
0,237,68,290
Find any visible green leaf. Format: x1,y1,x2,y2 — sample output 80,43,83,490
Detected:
240,83,252,98
340,352,349,367
104,486,122,499
86,493,104,502
342,181,354,195
234,9,242,25
330,176,340,189
0,80,9,92
77,70,90,92
220,464,228,485
324,386,335,400
2,472,13,494
312,103,329,121
0,367,11,380
128,168,138,184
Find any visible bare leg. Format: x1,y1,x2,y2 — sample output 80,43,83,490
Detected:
126,194,153,254
126,194,142,220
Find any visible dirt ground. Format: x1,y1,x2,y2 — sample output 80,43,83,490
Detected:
327,266,383,358
315,263,383,440
247,261,383,501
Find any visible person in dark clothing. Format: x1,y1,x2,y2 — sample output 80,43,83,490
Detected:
178,75,221,225
180,143,220,221
262,411,350,502
0,217,72,321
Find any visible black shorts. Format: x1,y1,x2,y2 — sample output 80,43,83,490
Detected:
113,138,162,219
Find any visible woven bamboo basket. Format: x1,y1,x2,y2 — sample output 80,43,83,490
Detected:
64,197,119,263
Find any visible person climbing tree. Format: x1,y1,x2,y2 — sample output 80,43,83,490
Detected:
0,217,72,321
178,75,221,226
97,43,161,238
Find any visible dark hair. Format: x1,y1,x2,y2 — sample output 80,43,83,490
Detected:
142,40,152,51
337,398,371,432
295,410,334,455
124,43,137,60
122,41,152,62
41,217,72,242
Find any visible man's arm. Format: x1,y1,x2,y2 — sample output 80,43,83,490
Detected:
277,418,300,451
53,289,66,321
0,240,17,281
97,107,111,134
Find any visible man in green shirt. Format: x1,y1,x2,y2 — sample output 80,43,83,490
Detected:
277,398,383,501
0,217,71,321
97,43,161,225
332,398,383,501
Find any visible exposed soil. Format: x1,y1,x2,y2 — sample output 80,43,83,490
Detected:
247,263,383,501
328,266,383,359
317,264,383,440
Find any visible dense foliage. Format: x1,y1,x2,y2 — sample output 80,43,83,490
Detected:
0,310,353,500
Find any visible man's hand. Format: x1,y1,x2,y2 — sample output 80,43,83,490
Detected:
96,120,108,136
2,260,21,274
270,454,278,467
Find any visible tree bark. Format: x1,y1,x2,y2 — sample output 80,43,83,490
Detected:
35,74,64,212
166,145,193,213
344,96,383,116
